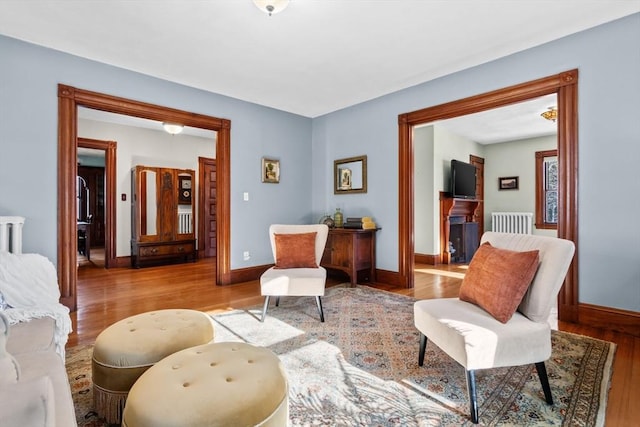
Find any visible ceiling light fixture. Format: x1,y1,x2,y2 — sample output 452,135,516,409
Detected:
540,106,558,122
162,123,184,135
253,0,290,16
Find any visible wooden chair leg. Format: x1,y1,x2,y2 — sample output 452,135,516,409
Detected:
261,296,270,322
466,369,479,424
535,361,554,405
315,296,325,322
418,333,427,366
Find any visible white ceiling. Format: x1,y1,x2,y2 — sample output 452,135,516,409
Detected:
1,1,637,142
78,107,218,140
433,93,558,144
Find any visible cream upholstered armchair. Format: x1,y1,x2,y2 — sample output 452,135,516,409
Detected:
414,232,575,424
260,224,329,322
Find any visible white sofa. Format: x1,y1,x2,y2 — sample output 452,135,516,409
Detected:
0,252,76,427
1,314,76,427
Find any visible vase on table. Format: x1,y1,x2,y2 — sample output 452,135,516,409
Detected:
334,208,343,228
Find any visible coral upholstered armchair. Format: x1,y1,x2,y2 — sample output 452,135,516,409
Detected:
414,232,575,424
260,224,329,322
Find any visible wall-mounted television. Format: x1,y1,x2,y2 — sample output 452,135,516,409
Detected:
450,159,477,199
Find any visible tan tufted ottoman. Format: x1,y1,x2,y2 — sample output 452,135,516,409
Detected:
121,342,289,427
92,309,214,425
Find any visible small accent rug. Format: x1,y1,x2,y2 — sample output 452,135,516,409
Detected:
67,285,615,426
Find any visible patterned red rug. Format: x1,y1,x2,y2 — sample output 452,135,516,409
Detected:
67,285,615,426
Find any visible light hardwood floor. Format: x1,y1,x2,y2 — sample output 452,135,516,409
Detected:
71,257,639,426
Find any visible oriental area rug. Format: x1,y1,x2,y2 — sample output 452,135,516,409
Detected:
66,285,615,426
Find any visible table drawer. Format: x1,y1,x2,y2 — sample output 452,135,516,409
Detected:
139,243,194,257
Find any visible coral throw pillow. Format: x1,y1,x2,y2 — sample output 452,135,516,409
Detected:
459,242,540,323
274,232,318,269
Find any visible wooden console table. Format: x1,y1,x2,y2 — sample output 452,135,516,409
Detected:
321,228,378,286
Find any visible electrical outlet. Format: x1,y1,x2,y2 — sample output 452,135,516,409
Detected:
243,251,250,261
243,192,249,201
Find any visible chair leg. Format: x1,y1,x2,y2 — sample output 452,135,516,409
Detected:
261,296,270,322
275,296,280,307
418,333,427,366
465,369,479,424
315,296,325,322
535,361,554,405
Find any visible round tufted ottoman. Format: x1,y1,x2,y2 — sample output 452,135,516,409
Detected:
121,342,289,427
92,309,214,425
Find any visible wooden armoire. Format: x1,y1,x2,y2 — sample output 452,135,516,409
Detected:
131,165,196,268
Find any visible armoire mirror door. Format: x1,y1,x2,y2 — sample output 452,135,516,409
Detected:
139,168,158,238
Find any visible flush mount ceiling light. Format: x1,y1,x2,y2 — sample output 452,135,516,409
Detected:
253,0,290,16
162,123,184,135
540,106,558,122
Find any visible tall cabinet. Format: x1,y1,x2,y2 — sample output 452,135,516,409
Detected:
131,165,196,268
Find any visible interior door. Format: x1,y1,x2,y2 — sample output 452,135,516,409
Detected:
199,157,217,257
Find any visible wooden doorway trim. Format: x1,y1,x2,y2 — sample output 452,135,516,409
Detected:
77,137,116,268
469,154,485,242
198,157,217,258
58,84,232,311
398,70,579,322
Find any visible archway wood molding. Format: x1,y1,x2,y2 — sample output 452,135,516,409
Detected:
397,69,579,322
58,84,232,311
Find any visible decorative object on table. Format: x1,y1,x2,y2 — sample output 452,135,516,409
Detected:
343,217,363,229
333,208,343,228
362,216,377,229
318,214,335,228
261,157,280,183
498,176,519,190
343,216,376,229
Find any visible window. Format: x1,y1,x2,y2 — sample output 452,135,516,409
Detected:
535,149,558,229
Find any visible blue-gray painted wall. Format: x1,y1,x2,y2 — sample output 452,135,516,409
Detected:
313,13,640,312
1,13,638,311
0,34,312,269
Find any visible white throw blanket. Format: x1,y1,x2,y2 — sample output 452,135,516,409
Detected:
0,252,72,358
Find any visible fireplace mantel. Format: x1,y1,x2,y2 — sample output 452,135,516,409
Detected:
439,192,481,264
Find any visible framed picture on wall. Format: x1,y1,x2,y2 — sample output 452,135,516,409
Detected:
498,176,519,190
262,157,280,183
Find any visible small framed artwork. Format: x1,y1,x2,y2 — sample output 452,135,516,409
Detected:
498,176,519,190
338,167,352,190
262,157,280,183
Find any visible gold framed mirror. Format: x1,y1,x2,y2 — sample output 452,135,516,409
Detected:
334,155,367,194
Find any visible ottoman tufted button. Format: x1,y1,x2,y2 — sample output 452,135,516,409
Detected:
122,342,288,427
91,309,214,425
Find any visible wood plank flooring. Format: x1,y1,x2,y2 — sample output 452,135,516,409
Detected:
72,257,638,426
